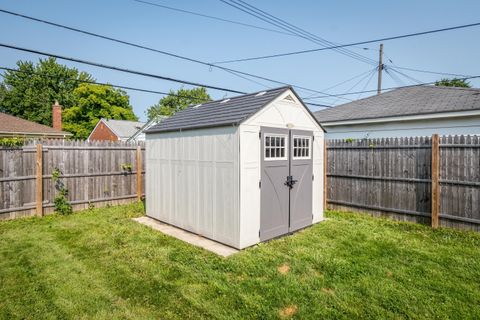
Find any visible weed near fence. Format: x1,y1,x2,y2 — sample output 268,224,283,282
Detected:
0,139,144,220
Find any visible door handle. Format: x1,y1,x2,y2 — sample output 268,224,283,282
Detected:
284,175,298,189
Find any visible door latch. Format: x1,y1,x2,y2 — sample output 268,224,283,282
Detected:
284,175,298,189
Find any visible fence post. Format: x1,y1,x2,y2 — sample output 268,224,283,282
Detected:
431,134,440,228
136,145,142,201
324,139,327,211
36,143,43,216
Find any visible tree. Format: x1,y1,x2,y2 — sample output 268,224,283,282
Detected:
0,58,93,126
63,83,138,139
0,83,6,107
435,78,471,88
146,87,211,120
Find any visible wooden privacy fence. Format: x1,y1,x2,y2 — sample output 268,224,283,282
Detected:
0,140,145,220
326,135,480,231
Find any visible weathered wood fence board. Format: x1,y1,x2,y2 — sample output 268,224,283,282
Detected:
327,135,480,231
0,140,145,220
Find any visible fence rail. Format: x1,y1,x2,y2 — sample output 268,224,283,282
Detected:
2,135,480,233
326,135,480,231
0,140,145,220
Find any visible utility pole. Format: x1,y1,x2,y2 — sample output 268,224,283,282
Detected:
377,43,383,95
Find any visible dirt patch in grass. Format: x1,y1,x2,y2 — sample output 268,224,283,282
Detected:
279,305,298,318
277,263,290,275
321,288,335,295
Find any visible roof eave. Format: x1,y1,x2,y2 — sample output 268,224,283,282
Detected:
321,109,480,126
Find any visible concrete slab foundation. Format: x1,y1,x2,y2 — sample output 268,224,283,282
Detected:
132,216,239,257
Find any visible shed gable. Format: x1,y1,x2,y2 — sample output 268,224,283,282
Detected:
242,89,323,132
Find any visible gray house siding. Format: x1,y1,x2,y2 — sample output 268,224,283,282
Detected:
324,115,480,139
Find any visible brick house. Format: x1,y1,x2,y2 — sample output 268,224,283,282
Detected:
88,118,145,142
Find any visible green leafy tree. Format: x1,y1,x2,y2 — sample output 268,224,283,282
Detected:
0,58,93,125
146,87,211,120
63,83,138,139
0,83,6,105
435,78,471,88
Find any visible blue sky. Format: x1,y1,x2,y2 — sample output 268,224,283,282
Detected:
1,0,479,121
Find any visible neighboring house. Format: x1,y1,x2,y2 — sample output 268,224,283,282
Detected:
127,115,167,142
314,86,480,139
0,102,71,139
88,118,145,142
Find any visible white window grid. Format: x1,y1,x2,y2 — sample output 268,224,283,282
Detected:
293,135,311,159
264,134,288,160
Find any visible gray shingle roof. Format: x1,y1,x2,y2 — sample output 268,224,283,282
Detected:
146,86,291,133
103,119,146,139
314,86,480,123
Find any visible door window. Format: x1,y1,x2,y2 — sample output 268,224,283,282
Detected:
264,134,288,160
293,136,311,159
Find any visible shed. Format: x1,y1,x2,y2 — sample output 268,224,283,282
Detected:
145,86,325,249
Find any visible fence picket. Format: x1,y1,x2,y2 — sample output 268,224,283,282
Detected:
0,140,145,219
327,134,480,231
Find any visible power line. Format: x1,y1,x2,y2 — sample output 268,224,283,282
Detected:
0,42,247,94
132,0,293,36
221,0,376,65
303,67,377,99
0,66,210,101
213,21,480,64
0,66,332,109
388,67,423,84
217,0,376,66
304,102,332,108
381,51,473,78
384,68,406,86
356,68,378,100
307,74,480,99
330,68,378,105
385,65,473,78
0,8,346,100
236,0,378,65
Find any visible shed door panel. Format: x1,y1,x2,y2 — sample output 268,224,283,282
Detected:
289,130,313,232
260,127,290,241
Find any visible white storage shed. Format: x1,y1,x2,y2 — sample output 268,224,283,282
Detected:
145,86,325,249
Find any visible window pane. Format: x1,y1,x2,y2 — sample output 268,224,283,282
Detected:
306,139,309,147
281,148,285,157
306,149,309,157
294,138,298,147
280,138,285,147
265,148,270,158
266,137,270,147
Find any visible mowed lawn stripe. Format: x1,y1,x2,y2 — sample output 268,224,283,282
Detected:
0,203,479,319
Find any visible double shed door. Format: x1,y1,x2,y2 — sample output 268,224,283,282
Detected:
260,127,313,241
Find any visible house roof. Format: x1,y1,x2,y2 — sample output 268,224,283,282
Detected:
101,119,146,139
147,86,305,133
0,112,72,137
127,116,167,142
314,85,480,124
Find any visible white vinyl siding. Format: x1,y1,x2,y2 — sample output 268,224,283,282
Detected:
146,127,240,248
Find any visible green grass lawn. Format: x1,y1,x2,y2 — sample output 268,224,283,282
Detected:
1,204,479,319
